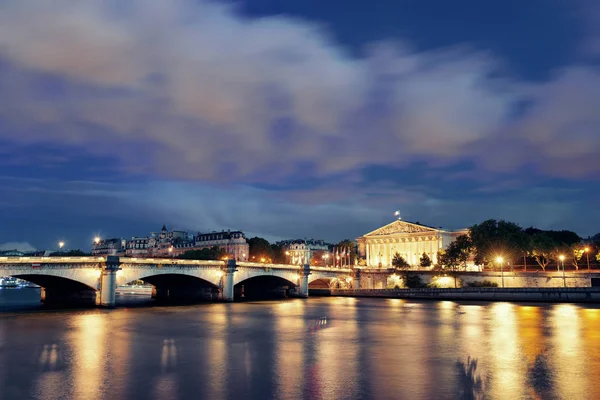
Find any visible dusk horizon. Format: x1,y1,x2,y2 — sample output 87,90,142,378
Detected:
2,0,599,251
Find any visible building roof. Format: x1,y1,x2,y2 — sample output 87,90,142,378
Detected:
359,219,461,238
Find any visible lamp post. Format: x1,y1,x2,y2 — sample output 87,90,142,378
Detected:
58,241,65,253
559,255,566,288
322,253,329,267
496,256,504,288
168,246,173,258
94,237,100,245
584,247,591,271
285,251,290,265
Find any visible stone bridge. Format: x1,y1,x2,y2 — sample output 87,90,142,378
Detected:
0,256,356,307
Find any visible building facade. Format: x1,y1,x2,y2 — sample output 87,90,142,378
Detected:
356,219,467,268
121,225,249,260
92,238,126,256
193,230,249,261
276,239,331,266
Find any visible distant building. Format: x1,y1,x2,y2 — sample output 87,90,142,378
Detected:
0,249,51,257
275,239,331,266
125,237,151,257
122,225,249,260
0,249,25,256
92,238,126,256
193,230,249,261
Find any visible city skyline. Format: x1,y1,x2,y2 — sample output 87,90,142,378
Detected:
1,0,600,251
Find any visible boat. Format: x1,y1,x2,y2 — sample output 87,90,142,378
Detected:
0,277,19,287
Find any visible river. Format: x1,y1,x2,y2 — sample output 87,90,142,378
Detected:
1,288,600,399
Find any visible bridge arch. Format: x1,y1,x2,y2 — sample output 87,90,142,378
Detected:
116,266,221,287
308,273,353,289
233,268,299,300
2,268,101,290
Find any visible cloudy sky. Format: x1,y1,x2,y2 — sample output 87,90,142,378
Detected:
1,0,599,251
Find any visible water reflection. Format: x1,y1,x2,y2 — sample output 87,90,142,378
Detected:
489,302,527,399
275,300,305,400
551,304,585,399
455,357,484,400
70,313,106,400
2,295,600,400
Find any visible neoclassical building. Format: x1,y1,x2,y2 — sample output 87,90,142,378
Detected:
356,219,468,268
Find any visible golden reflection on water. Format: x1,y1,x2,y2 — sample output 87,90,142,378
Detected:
204,305,229,400
551,304,586,399
582,308,600,400
314,299,359,399
69,313,106,400
489,302,527,399
7,298,600,399
274,300,305,400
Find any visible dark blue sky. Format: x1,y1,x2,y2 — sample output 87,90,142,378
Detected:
0,0,599,251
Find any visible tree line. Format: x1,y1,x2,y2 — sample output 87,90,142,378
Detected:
391,219,600,272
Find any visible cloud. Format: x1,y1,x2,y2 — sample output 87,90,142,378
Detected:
0,0,598,192
0,242,36,252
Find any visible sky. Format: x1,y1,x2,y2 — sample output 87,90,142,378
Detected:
1,0,599,251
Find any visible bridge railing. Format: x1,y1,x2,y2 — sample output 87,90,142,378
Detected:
0,256,105,263
0,256,356,273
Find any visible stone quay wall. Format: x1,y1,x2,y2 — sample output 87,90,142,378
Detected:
356,269,598,289
331,287,600,303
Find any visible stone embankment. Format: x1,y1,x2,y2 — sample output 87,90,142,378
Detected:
328,287,600,303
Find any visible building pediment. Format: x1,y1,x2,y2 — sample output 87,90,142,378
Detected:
361,220,441,237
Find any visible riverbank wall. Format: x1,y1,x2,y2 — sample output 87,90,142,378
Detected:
329,287,600,303
355,269,600,289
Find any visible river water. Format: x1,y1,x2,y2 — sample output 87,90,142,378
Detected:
1,289,600,400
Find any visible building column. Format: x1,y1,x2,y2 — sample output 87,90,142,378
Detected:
221,259,237,302
298,263,311,298
99,255,122,307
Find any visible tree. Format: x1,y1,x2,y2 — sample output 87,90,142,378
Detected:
50,249,89,256
392,253,410,270
310,250,328,266
452,235,473,269
544,230,581,247
270,243,286,264
438,235,472,287
247,237,273,262
469,219,523,267
179,246,226,260
419,252,432,268
530,233,555,271
570,245,585,270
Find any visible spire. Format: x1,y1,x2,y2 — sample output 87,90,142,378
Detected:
162,224,167,232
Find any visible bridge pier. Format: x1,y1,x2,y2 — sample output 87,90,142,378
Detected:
298,263,311,298
221,259,237,302
99,256,122,308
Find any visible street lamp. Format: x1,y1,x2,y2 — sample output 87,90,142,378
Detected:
58,241,65,252
496,256,504,288
94,237,100,245
584,247,591,271
559,255,566,287
322,253,329,267
168,246,173,257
